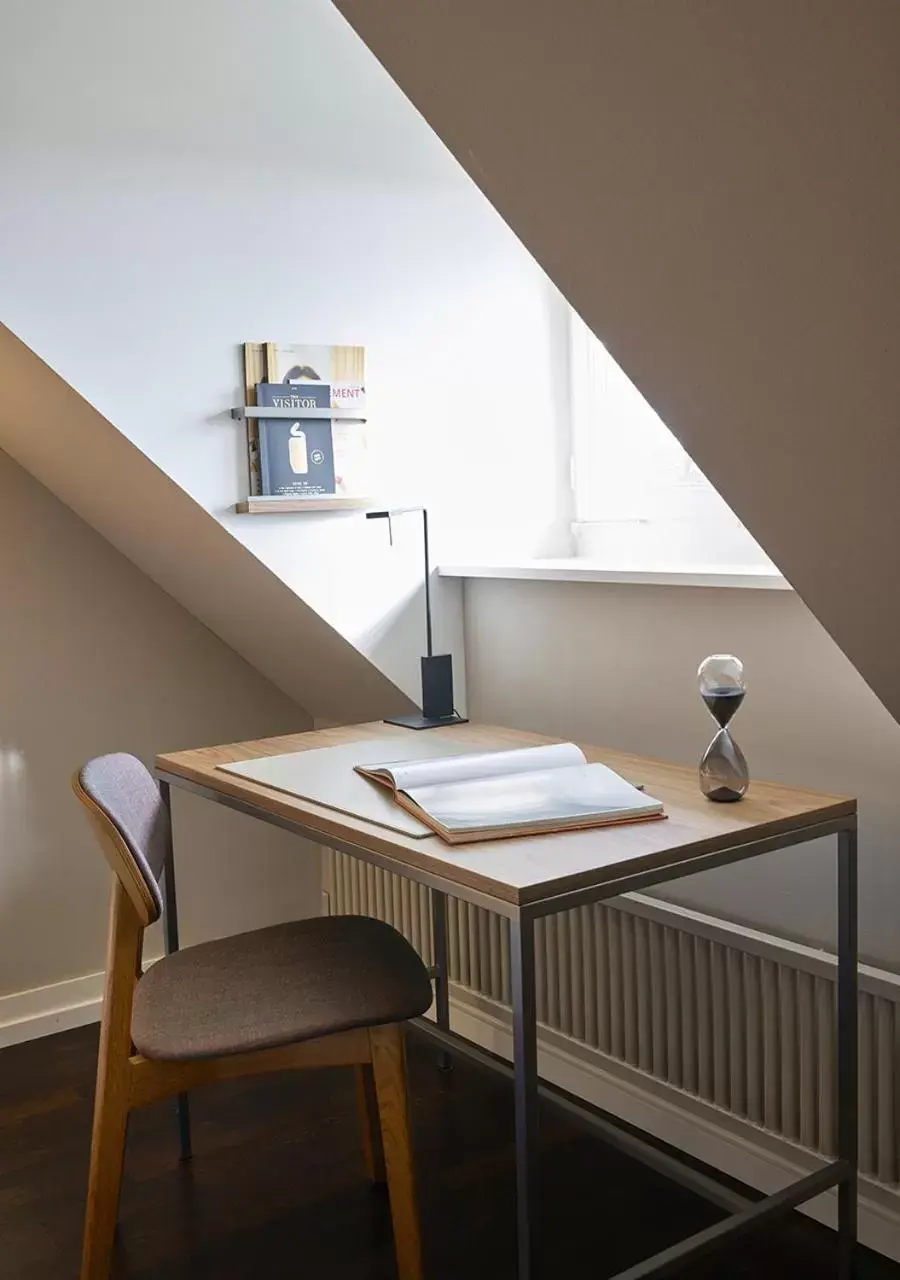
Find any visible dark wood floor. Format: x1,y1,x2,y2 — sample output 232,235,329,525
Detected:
1,1024,898,1280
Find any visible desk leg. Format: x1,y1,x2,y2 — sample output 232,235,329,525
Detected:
837,826,858,1279
431,890,452,1070
511,913,539,1280
159,780,193,1163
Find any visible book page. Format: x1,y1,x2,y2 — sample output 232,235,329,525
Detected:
370,742,586,791
404,763,662,835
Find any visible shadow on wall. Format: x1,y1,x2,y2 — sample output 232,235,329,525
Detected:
356,585,430,715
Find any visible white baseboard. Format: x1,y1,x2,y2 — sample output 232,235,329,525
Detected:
448,985,900,1265
0,954,164,1050
0,970,105,1049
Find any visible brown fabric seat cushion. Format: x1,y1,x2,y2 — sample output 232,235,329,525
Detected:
131,915,433,1061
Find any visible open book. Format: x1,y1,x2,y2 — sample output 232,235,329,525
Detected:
355,742,665,844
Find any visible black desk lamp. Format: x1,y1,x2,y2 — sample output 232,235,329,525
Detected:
366,507,467,730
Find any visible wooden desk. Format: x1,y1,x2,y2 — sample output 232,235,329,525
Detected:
157,722,858,1280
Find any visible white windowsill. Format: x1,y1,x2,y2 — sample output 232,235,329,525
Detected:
438,559,791,590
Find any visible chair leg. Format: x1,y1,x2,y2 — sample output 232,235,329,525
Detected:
355,1063,386,1185
82,882,141,1280
81,1063,130,1280
369,1024,423,1280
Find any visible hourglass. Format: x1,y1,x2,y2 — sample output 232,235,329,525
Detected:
698,654,749,802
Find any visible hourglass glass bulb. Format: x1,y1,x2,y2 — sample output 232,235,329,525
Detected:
698,654,745,728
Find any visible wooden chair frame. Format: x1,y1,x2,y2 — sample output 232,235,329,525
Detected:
74,773,422,1280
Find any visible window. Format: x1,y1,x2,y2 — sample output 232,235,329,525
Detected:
569,310,776,573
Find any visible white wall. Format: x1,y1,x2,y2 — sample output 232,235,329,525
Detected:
463,578,900,967
0,0,569,705
0,448,319,1007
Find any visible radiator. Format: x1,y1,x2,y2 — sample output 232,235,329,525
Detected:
325,849,900,1189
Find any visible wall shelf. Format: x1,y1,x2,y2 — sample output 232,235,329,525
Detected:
237,344,370,511
232,406,366,421
235,496,371,514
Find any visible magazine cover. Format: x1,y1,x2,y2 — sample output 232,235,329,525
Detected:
331,419,371,498
270,344,366,415
256,382,336,497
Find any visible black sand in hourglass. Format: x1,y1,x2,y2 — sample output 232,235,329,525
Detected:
698,657,749,803
701,687,745,725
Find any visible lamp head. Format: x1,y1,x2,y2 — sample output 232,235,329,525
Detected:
365,507,426,547
366,507,423,518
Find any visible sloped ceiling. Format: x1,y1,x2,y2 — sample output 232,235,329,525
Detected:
334,1,900,717
0,323,415,725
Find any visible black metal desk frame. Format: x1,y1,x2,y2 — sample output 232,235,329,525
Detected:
156,770,858,1280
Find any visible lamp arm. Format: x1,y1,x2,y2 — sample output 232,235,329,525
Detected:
367,505,433,658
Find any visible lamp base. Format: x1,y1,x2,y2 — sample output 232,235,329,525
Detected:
384,654,467,728
383,712,469,731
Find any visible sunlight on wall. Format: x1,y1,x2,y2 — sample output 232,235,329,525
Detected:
0,745,30,902
571,312,776,571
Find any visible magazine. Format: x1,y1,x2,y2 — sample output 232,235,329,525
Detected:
270,343,366,414
355,742,665,844
255,381,336,497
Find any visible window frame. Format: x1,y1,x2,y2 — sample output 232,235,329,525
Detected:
568,309,776,574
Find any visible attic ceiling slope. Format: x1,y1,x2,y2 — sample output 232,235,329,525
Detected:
0,322,415,725
334,0,900,720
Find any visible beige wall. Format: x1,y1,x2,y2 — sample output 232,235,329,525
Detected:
463,578,900,966
336,0,900,724
0,449,320,1003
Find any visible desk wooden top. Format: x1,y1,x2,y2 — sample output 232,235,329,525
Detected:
157,723,854,909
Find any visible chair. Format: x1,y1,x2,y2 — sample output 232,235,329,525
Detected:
73,752,433,1280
